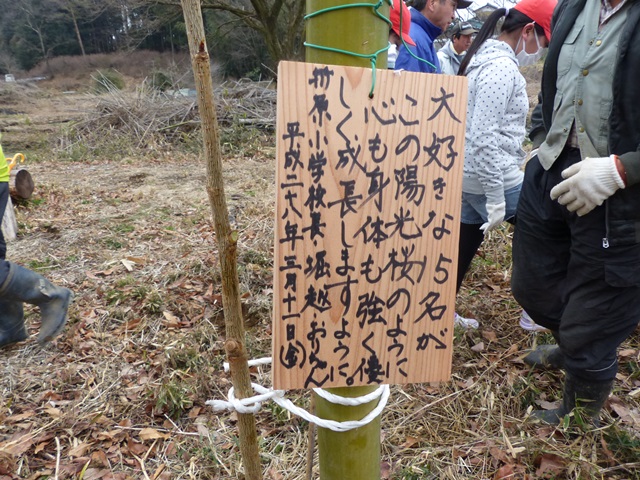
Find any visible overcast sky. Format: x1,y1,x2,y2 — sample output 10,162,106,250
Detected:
456,0,518,20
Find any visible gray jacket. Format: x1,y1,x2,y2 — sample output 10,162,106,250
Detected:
436,41,464,75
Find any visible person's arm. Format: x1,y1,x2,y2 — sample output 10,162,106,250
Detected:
616,151,640,187
395,44,420,71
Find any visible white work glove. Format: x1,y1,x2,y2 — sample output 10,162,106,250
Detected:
480,202,506,233
550,155,626,216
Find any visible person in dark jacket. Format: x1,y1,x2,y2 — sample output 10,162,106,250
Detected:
512,0,640,426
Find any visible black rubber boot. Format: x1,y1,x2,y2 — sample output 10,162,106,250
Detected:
0,300,27,348
523,344,564,371
532,373,613,427
0,262,72,344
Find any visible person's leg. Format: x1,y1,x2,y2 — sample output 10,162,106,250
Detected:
511,151,572,413
456,222,484,292
0,182,8,260
533,241,639,424
512,152,573,330
515,149,640,425
454,193,487,329
0,262,72,345
457,192,489,292
0,260,27,347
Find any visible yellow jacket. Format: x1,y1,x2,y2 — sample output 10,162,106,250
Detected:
0,144,8,183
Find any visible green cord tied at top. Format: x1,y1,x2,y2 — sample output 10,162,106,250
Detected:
304,0,393,98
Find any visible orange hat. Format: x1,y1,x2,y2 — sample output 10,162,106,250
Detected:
390,0,416,46
513,0,558,41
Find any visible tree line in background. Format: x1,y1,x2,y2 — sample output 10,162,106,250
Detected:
0,0,305,80
0,0,494,81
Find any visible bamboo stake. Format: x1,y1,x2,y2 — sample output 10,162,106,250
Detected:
180,1,262,479
306,1,389,478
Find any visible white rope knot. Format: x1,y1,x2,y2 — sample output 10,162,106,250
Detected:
209,357,391,432
206,383,285,414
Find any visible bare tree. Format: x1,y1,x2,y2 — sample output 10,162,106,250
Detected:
16,0,62,76
142,0,305,64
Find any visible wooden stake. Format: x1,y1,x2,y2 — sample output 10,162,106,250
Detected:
180,1,262,479
305,1,389,478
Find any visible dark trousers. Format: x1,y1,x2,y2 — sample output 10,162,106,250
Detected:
0,183,9,286
0,182,7,260
456,223,484,292
512,148,640,382
0,260,8,286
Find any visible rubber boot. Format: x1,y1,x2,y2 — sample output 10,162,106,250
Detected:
0,300,27,348
0,262,72,344
532,373,613,427
523,344,564,371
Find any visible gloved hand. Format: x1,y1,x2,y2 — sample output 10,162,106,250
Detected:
480,202,506,233
550,155,626,216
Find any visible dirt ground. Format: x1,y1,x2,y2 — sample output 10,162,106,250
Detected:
1,77,640,480
0,81,278,479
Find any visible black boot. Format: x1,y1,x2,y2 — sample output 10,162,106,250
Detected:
523,345,564,371
0,262,73,344
532,373,613,427
0,300,27,348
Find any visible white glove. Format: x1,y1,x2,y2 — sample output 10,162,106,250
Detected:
550,156,626,216
480,202,506,233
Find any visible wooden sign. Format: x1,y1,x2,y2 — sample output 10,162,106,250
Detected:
273,61,467,390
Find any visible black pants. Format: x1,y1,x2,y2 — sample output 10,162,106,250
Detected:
0,182,7,260
512,148,640,382
0,183,9,286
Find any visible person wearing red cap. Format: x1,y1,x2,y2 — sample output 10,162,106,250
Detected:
394,0,472,73
513,0,640,427
452,0,556,330
388,0,416,69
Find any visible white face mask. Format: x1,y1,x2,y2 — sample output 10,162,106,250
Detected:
388,43,398,69
515,24,545,66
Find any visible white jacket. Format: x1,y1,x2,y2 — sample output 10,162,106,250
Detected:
462,39,526,204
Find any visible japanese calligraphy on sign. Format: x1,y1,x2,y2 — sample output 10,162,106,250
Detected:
273,61,468,390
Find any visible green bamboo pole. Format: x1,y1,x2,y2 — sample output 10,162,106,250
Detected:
305,1,389,478
314,386,382,479
306,0,390,68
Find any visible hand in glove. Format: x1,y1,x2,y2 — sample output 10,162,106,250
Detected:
480,202,506,233
550,155,626,216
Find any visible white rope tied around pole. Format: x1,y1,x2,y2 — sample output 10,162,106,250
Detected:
208,357,390,432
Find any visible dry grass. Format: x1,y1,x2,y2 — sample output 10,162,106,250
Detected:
0,74,639,480
24,51,197,92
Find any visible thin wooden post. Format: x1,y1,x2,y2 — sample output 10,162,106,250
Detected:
306,1,389,478
180,1,262,479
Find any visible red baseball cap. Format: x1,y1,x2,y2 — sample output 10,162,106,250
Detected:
390,0,416,46
513,0,558,41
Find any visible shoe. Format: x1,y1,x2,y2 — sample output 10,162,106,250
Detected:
519,310,549,332
0,299,27,348
0,262,73,344
531,373,613,427
523,344,564,370
454,312,479,330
